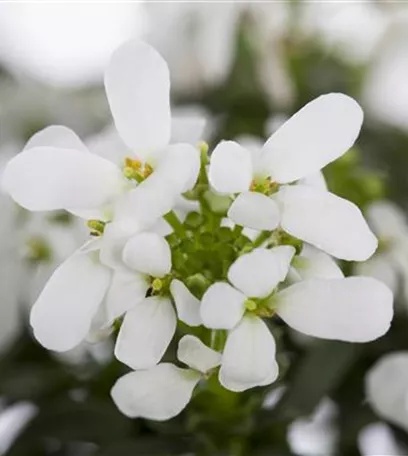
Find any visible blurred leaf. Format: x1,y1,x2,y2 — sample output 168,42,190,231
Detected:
6,399,132,455
273,340,363,420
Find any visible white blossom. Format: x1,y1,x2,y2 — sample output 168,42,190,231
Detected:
201,246,392,392
111,335,221,420
2,40,202,226
208,93,377,261
366,351,408,433
355,201,408,302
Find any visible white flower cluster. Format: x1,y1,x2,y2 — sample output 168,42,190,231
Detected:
1,40,394,421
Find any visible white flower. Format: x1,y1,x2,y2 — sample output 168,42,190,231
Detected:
366,351,408,433
111,335,221,421
355,201,408,301
29,239,112,352
106,231,201,370
2,40,201,226
201,246,393,392
200,246,295,391
209,93,377,261
358,422,407,456
288,399,338,456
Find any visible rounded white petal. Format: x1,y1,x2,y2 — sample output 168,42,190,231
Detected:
86,124,129,166
111,363,200,421
262,93,363,183
208,141,253,194
123,232,171,277
171,114,206,144
24,126,89,152
278,185,378,261
115,296,176,369
30,249,111,352
295,244,344,280
2,147,123,213
354,255,398,294
105,271,149,323
219,316,278,392
228,247,295,298
228,191,280,231
99,222,139,271
366,200,408,242
366,352,408,433
200,282,246,330
177,335,222,373
114,172,178,228
170,279,201,326
104,39,170,152
155,143,200,192
277,277,393,342
358,422,405,456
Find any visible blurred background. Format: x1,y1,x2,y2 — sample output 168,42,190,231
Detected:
1,1,408,455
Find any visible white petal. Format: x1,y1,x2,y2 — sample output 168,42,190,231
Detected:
294,244,344,280
200,282,246,330
99,222,139,271
276,277,393,342
219,316,278,392
111,363,200,420
123,232,171,277
86,124,129,166
366,352,408,433
354,255,398,294
105,271,149,323
366,200,408,242
114,171,178,228
278,185,378,261
24,126,89,152
359,423,405,456
177,335,222,373
170,279,201,326
228,191,280,230
262,93,363,183
171,114,206,144
2,147,123,213
228,246,295,298
297,171,328,191
115,297,176,369
104,39,170,152
155,143,200,192
208,141,253,194
30,248,111,352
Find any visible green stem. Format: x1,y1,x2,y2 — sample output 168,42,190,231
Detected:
164,211,185,237
253,230,270,248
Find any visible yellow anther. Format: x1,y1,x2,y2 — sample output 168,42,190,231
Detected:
123,167,135,179
152,278,163,291
125,157,142,170
143,163,153,179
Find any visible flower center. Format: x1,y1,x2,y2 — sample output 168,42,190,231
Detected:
250,177,279,196
25,236,52,264
87,219,106,236
245,298,257,311
149,274,172,297
123,157,153,182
